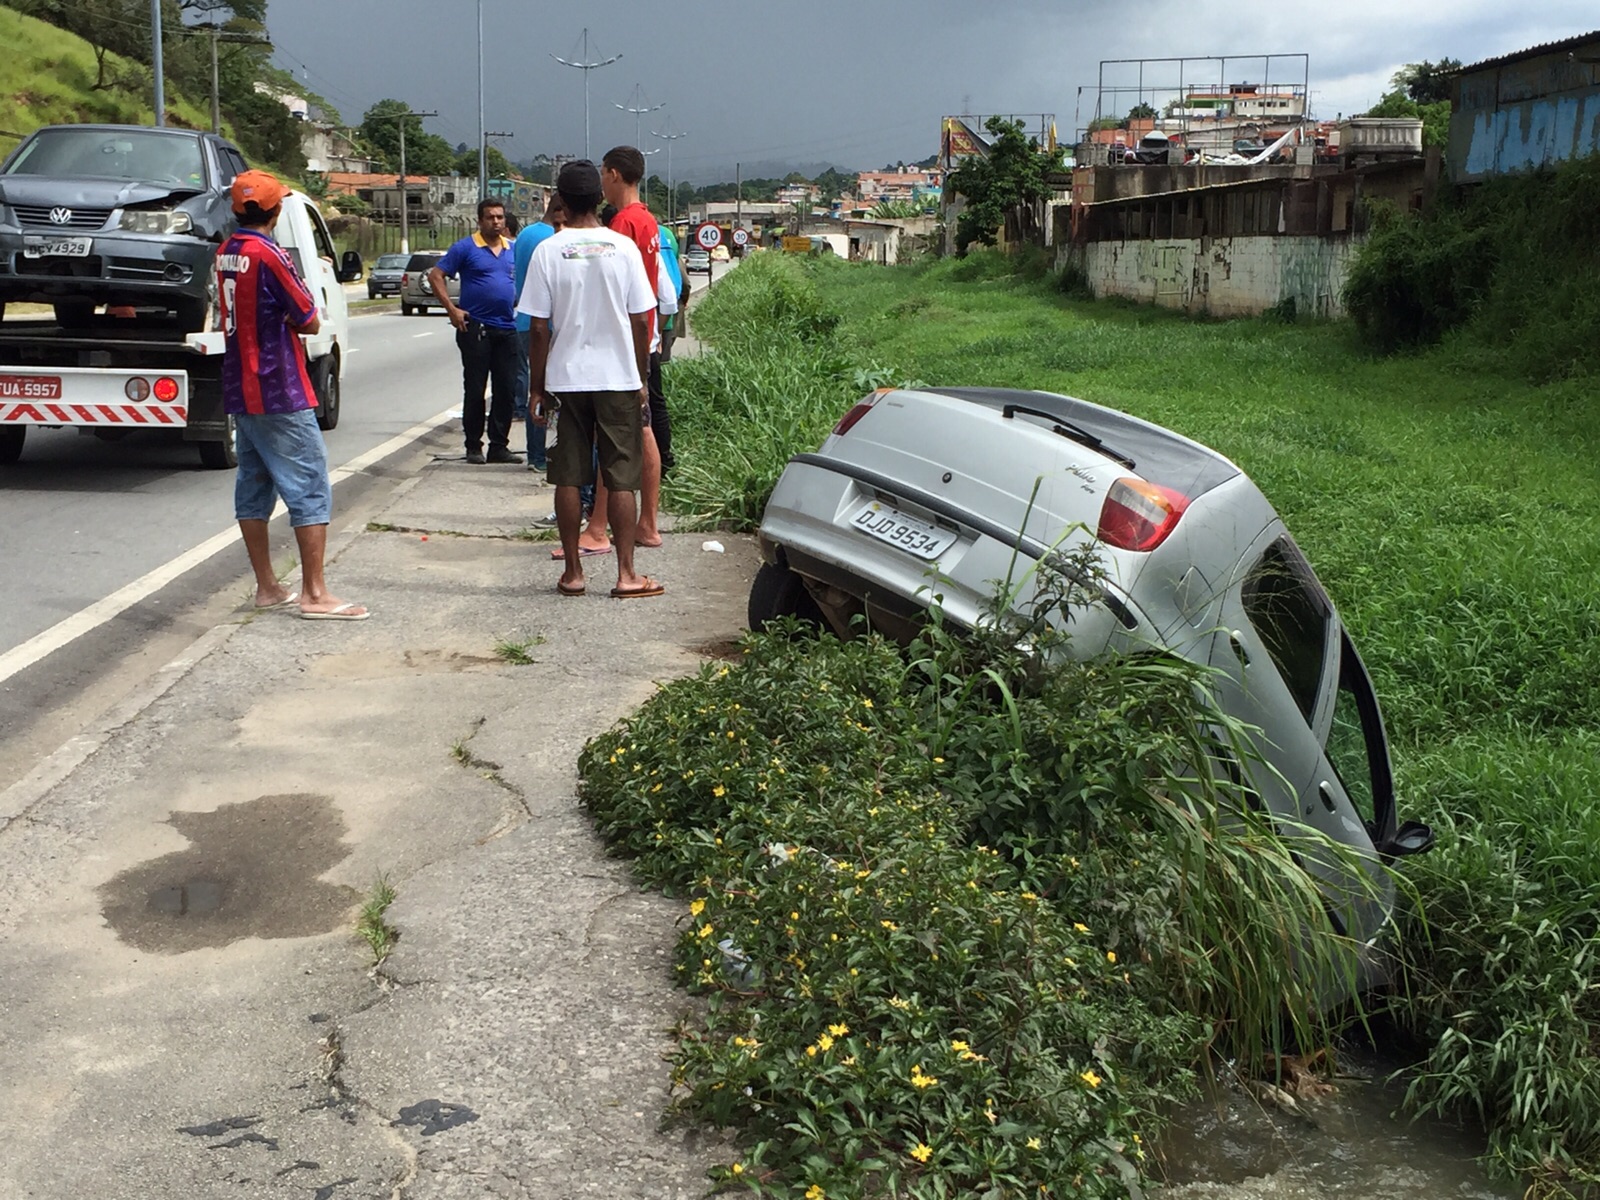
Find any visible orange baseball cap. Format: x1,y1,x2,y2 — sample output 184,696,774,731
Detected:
231,169,289,214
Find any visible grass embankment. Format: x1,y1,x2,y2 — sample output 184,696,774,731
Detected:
0,5,216,152
640,251,1600,1196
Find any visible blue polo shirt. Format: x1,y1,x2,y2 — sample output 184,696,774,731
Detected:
512,221,558,333
436,231,515,330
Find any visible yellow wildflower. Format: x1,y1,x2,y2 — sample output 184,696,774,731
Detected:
880,919,898,931
689,898,706,918
951,1040,969,1052
806,1044,818,1058
933,756,944,763
887,996,910,1010
1081,1069,1103,1088
862,698,873,708
1073,922,1090,934
1106,951,1117,964
697,924,714,939
829,1023,850,1037
791,911,800,920
818,1034,835,1051
1022,891,1039,901
1027,1137,1042,1151
909,1142,933,1163
730,1162,743,1175
712,784,726,798
726,730,735,739
805,1187,825,1200
909,1066,938,1089
842,1055,856,1066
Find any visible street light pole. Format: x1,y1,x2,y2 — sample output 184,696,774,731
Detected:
614,83,664,151
552,29,622,161
477,0,486,203
651,123,687,224
377,108,437,255
150,0,166,126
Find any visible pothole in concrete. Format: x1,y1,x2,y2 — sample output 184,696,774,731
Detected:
99,793,359,953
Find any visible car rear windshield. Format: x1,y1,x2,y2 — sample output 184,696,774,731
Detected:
376,254,409,269
6,128,206,186
406,253,442,270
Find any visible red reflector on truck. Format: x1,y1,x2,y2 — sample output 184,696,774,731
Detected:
833,390,887,436
1097,478,1189,551
153,377,180,402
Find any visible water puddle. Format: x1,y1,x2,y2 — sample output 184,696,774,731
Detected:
1154,1046,1519,1199
98,793,357,953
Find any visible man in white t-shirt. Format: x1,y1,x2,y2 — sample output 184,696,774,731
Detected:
519,160,663,599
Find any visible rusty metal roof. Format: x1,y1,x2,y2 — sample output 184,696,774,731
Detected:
1457,30,1600,74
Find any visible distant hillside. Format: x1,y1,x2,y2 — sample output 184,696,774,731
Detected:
0,5,217,157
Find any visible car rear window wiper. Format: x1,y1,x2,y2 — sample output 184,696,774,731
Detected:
1001,402,1136,469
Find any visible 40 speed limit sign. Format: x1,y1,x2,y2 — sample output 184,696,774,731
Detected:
695,223,722,249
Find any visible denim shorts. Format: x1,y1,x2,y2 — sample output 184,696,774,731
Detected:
233,408,333,527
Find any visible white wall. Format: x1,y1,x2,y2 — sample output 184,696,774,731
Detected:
1059,235,1361,318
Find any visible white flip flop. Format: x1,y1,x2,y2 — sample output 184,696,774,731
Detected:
300,603,369,621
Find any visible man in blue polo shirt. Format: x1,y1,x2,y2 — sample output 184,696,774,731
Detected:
429,199,522,464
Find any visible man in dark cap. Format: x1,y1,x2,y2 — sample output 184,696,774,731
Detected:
517,161,663,599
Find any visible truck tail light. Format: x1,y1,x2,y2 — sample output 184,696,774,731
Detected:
153,377,180,402
1097,478,1189,551
832,389,889,436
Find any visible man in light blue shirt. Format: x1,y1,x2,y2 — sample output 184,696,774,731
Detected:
512,193,567,470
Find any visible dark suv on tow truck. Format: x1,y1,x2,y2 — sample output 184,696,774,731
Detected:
0,124,250,330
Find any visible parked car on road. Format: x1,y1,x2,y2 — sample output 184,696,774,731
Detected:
684,247,712,275
0,123,250,330
400,250,454,315
711,243,730,262
751,385,1434,978
368,252,408,299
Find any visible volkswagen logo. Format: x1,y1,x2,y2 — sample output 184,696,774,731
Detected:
48,207,73,225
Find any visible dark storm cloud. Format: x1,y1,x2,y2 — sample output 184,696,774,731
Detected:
264,0,1597,179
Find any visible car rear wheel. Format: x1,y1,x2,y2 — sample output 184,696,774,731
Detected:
402,302,415,315
0,424,25,464
198,414,237,470
748,560,825,633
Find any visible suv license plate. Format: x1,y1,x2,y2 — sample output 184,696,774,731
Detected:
22,236,92,258
850,500,955,560
0,374,63,400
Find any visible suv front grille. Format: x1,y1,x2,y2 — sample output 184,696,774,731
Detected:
13,205,113,230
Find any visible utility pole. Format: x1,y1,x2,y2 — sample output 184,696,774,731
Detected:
614,83,664,151
484,130,513,201
150,0,165,126
208,22,220,133
373,108,437,255
477,0,486,203
651,123,686,224
736,161,742,232
552,29,622,161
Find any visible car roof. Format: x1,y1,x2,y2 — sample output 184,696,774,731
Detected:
920,387,1240,497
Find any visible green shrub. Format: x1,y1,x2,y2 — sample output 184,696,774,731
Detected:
689,252,840,350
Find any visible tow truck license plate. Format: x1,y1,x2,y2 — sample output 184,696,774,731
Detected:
22,236,92,258
0,374,63,400
850,499,955,560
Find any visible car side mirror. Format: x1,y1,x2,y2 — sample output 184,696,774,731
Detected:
1380,819,1435,858
337,250,363,283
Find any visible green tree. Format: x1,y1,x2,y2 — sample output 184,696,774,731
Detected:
1395,58,1462,105
1363,90,1452,148
455,146,512,180
1127,102,1156,120
945,116,1063,253
360,99,456,175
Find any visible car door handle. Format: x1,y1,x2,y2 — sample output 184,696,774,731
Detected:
1317,781,1337,813
1229,630,1251,667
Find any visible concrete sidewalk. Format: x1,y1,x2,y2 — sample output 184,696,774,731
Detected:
0,457,756,1198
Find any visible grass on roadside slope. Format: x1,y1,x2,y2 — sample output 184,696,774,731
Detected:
805,253,1600,1197
0,5,215,149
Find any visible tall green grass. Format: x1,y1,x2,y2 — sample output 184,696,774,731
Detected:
800,251,1600,1197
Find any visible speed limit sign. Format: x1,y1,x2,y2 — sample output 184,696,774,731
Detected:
695,223,722,250
732,227,749,247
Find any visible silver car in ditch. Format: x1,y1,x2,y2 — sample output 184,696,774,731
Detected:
752,385,1434,964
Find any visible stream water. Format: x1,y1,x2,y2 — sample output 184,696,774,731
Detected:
1153,1046,1520,1200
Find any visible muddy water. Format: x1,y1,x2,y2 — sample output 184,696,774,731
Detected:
1154,1046,1519,1200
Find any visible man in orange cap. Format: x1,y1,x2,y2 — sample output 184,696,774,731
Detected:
216,170,368,620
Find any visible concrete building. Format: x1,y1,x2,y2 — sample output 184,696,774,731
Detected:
301,125,372,174
1448,30,1600,182
856,170,943,203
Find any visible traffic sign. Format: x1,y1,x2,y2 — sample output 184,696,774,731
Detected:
731,227,749,247
695,223,722,250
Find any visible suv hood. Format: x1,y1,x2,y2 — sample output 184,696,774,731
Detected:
0,177,204,209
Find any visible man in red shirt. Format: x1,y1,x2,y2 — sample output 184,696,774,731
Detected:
559,145,665,559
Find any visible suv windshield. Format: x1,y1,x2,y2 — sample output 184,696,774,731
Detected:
6,128,206,185
376,254,409,269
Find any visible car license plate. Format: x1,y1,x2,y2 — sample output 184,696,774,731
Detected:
850,499,955,560
0,373,63,400
21,236,92,258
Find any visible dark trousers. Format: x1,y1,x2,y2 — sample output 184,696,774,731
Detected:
647,351,673,470
456,320,517,452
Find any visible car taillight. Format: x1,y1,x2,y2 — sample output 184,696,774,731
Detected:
401,273,410,287
832,389,889,436
1097,478,1189,551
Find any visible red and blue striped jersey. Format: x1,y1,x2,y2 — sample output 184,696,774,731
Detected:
216,229,319,416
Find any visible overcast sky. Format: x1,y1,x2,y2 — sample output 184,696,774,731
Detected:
261,0,1595,180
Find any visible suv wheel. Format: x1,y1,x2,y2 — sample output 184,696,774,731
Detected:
402,302,415,316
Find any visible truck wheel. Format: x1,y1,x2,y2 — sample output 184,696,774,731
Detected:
402,302,415,316
0,424,25,464
748,561,825,633
313,355,341,432
53,301,96,328
198,415,238,470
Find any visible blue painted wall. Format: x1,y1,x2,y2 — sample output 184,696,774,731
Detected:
1450,41,1600,182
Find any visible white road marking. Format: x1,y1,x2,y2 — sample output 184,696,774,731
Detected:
412,330,436,338
0,405,459,686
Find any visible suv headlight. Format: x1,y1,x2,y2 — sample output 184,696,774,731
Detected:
118,209,193,234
